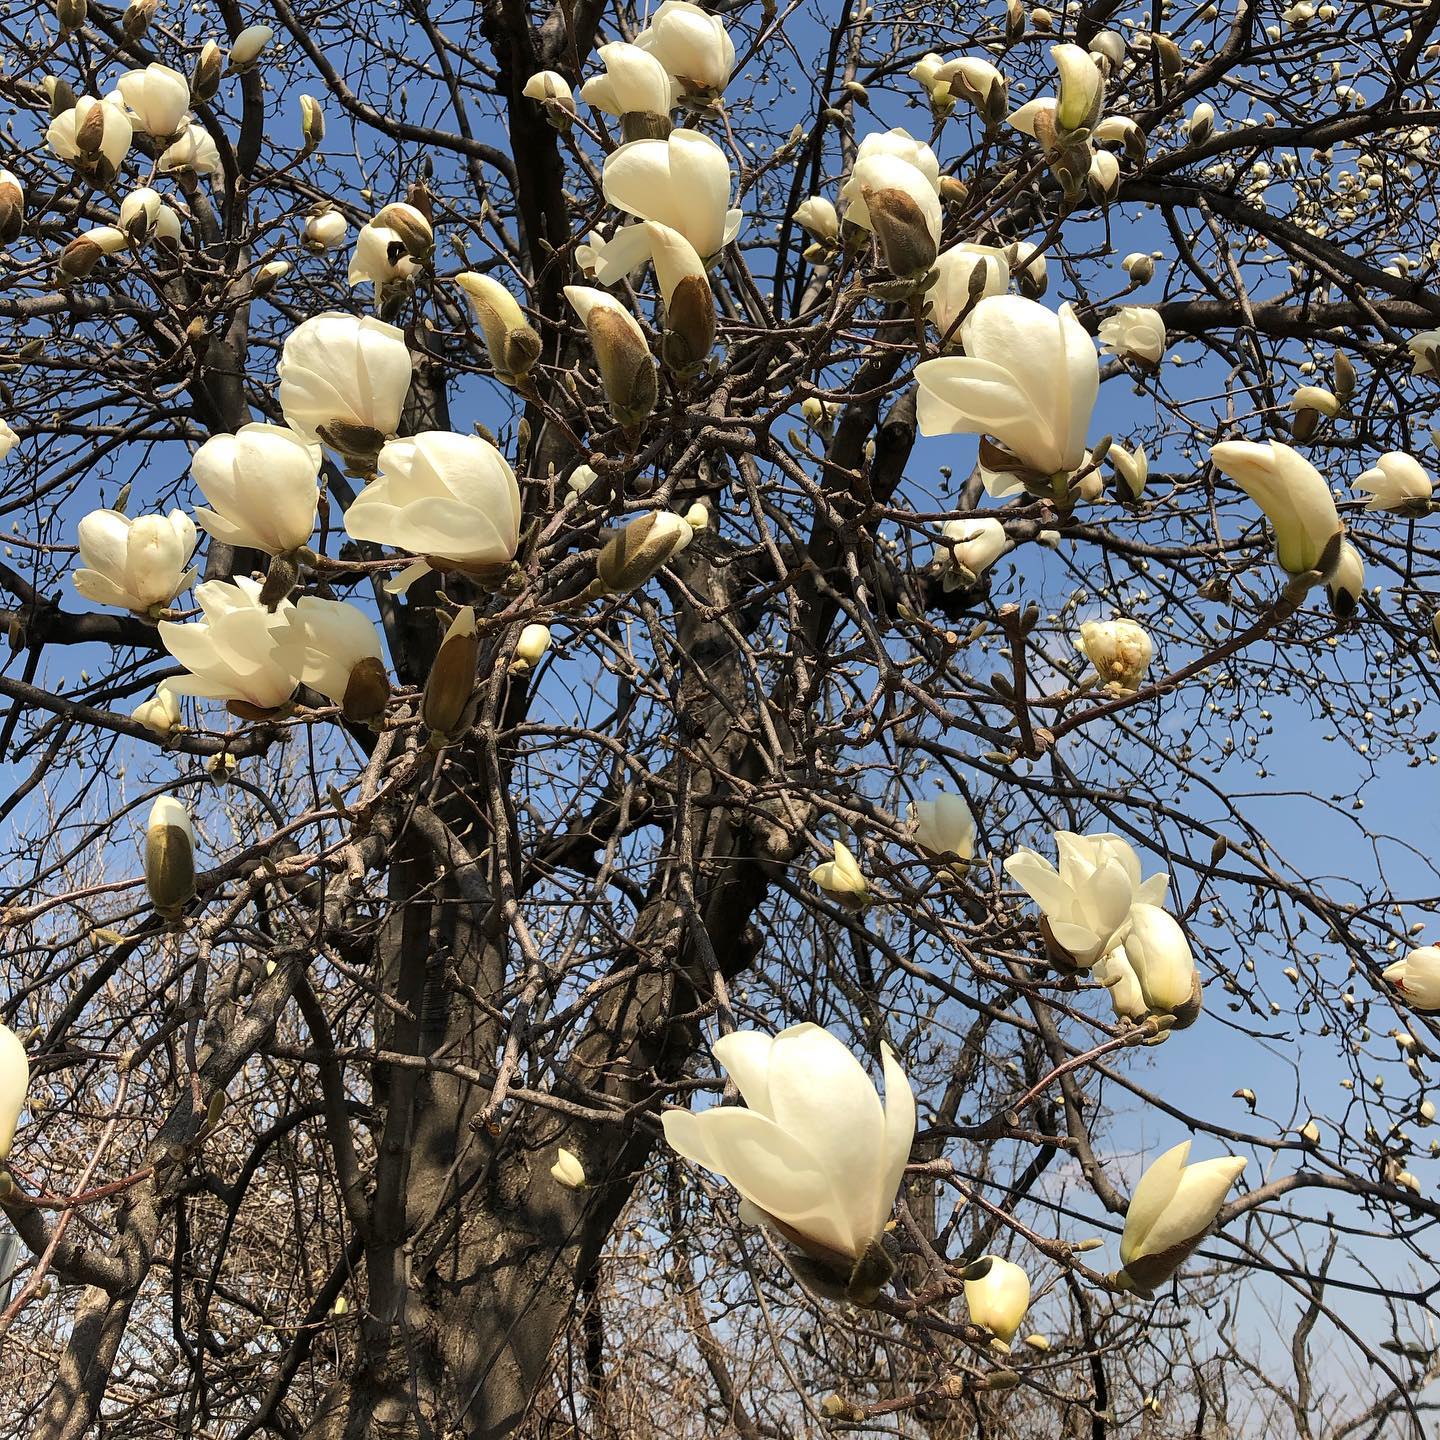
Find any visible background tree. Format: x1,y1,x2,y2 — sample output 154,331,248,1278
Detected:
0,0,1439,1437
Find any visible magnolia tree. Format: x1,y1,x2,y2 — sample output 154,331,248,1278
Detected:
2,0,1440,1435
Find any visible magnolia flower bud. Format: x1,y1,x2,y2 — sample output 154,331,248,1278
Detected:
1327,538,1364,619
810,839,870,909
56,0,87,36
1291,385,1340,418
964,1257,1030,1348
123,0,159,39
1119,1141,1245,1292
0,169,23,244
59,225,127,278
303,209,348,252
192,41,224,103
644,221,715,377
854,155,941,280
1098,306,1166,366
46,96,132,182
1354,451,1433,515
1124,903,1201,1022
1209,439,1341,576
511,622,552,671
1089,29,1126,66
634,0,736,100
1121,250,1155,284
457,272,542,386
551,1146,586,1190
229,23,275,72
1052,44,1104,133
794,195,840,243
120,187,163,245
1187,102,1215,144
372,201,433,263
145,796,196,919
299,93,325,149
523,70,577,129
422,607,479,745
1088,148,1120,203
908,791,976,868
0,1024,29,1161
564,285,657,429
1110,442,1148,500
1077,618,1153,693
596,509,695,592
133,683,182,736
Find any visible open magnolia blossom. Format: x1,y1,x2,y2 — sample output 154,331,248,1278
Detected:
133,683,182,736
662,1023,916,1301
934,516,1008,589
295,596,390,723
1119,1141,1246,1292
145,795,196,918
1354,451,1433,514
1077,618,1153,693
348,220,418,295
116,63,191,138
909,791,976,866
191,423,322,555
157,577,306,714
73,508,198,615
587,129,743,282
47,96,132,176
964,1257,1030,1347
343,431,522,594
0,1023,28,1160
277,312,413,466
1209,439,1342,576
1098,306,1166,365
158,124,222,178
1123,903,1201,1021
1005,831,1168,968
580,42,680,120
635,0,736,97
930,244,1010,341
916,296,1098,478
809,840,870,908
1383,945,1440,1010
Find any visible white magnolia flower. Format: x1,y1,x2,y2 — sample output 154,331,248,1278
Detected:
73,509,198,614
144,795,196,917
1123,903,1199,1016
277,313,413,461
934,516,1008,588
935,56,1008,115
1408,329,1440,375
295,595,388,717
1077,618,1153,692
158,124,223,178
580,41,680,118
810,839,870,908
343,431,522,592
1354,451,1433,513
132,683,182,736
965,1257,1030,1347
844,152,941,276
917,297,1098,476
635,0,736,96
511,622,552,671
1004,831,1168,967
229,24,275,69
930,244,1010,342
0,419,17,461
1209,439,1342,575
157,577,306,712
794,195,840,243
1052,42,1104,131
522,70,576,114
1098,306,1166,365
842,128,941,194
0,1024,29,1160
908,791,976,865
47,96,133,176
662,1023,916,1282
1120,1141,1246,1292
303,210,349,251
551,1146,587,1189
1110,442,1148,500
116,63,191,137
191,423,321,555
1384,945,1440,1010
1095,946,1148,1020
348,220,418,294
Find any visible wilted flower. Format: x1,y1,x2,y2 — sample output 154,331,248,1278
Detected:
73,509,198,615
810,839,870,908
0,1024,29,1160
662,1023,916,1301
456,272,542,386
1354,451,1433,514
116,63,191,138
47,96,132,179
635,0,736,98
158,124,223,178
1077,618,1153,692
158,577,306,714
145,796,196,919
917,297,1098,477
965,1257,1030,1347
1383,946,1440,1010
1005,831,1167,968
343,431,522,592
909,791,976,867
1209,439,1342,576
295,596,390,723
934,516,1007,589
278,312,413,467
1099,306,1166,366
1119,1141,1246,1292
191,423,321,556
